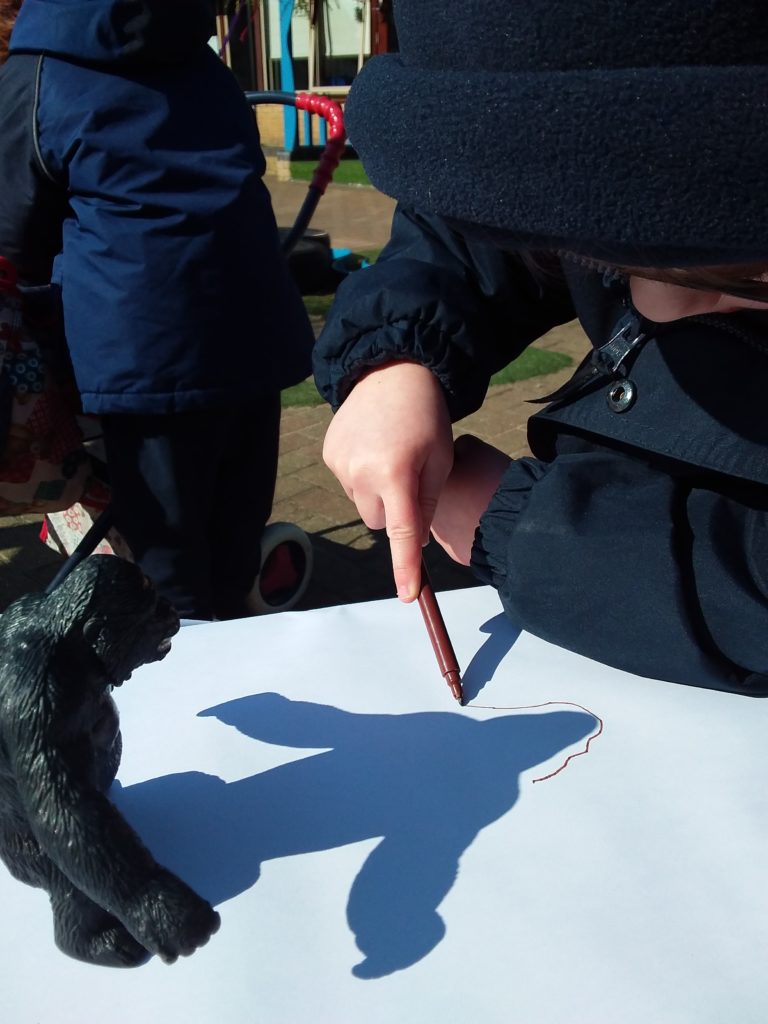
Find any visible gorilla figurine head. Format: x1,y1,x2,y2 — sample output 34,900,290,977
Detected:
0,555,220,967
40,554,179,683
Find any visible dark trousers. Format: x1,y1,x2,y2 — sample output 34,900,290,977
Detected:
101,395,280,621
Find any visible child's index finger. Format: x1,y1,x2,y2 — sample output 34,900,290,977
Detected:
383,490,426,603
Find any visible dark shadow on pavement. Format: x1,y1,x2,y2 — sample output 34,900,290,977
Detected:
296,527,479,610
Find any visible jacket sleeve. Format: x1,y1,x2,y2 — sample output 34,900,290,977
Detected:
470,447,768,693
312,204,575,422
0,56,67,283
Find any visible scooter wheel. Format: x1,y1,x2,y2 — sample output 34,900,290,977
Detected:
246,522,313,614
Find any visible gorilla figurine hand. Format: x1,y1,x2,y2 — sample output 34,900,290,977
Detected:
0,555,220,967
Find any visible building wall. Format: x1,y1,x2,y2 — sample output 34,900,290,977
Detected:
254,97,349,176
267,0,369,62
219,1,385,156
254,104,286,150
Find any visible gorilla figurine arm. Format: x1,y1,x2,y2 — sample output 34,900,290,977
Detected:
0,556,220,967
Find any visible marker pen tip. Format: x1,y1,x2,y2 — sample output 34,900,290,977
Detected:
445,671,464,705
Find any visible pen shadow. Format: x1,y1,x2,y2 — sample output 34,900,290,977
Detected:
461,613,523,702
111,691,594,979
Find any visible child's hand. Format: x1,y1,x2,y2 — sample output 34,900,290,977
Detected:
431,434,511,564
322,360,454,601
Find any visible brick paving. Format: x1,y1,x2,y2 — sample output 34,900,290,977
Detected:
0,178,589,613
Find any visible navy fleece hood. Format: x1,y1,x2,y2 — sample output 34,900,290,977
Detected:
346,0,768,266
10,0,216,64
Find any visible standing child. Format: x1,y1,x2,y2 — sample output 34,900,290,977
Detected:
0,0,315,620
313,0,768,693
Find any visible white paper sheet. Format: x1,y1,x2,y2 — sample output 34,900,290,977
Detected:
3,586,768,1024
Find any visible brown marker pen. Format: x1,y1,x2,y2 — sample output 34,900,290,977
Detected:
417,557,464,705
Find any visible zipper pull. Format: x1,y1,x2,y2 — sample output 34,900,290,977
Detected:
529,311,646,406
591,311,645,376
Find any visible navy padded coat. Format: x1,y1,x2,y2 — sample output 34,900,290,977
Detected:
0,0,313,414
314,206,768,694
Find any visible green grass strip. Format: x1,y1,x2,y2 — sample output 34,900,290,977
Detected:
490,347,572,386
290,159,372,187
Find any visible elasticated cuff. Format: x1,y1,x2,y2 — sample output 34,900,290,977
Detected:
470,457,546,590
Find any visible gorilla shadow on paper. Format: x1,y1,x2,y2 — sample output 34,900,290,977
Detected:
112,668,594,980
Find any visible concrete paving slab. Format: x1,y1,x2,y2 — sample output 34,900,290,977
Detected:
265,176,396,253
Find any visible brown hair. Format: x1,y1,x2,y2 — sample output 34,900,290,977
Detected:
553,251,768,303
0,0,23,66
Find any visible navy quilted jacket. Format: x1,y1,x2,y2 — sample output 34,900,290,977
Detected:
314,206,768,694
0,0,313,413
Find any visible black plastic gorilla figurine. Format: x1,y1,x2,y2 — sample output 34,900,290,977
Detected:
0,555,220,967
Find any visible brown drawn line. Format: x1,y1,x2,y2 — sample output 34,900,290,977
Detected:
468,701,603,783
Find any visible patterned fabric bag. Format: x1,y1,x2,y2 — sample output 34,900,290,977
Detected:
0,257,92,514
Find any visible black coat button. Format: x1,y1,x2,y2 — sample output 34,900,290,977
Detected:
606,378,636,412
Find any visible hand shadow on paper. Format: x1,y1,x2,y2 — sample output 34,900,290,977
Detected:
111,694,594,980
